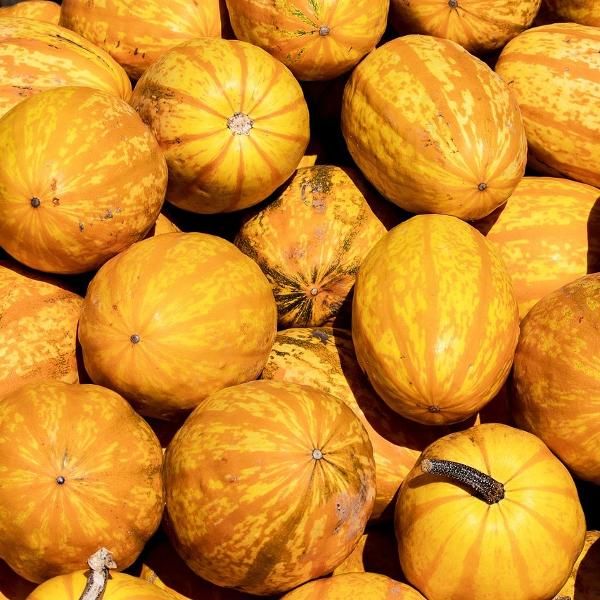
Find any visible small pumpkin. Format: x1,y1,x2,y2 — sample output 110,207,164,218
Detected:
553,531,600,600
145,212,181,238
543,0,600,26
0,1,60,24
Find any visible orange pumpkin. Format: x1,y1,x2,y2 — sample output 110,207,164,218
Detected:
341,35,527,220
78,232,277,419
145,212,181,238
0,1,60,24
395,423,586,600
225,0,389,81
164,380,376,596
0,560,35,600
59,0,222,79
512,274,600,484
553,531,600,600
131,38,310,214
0,381,164,583
0,86,167,274
543,0,600,26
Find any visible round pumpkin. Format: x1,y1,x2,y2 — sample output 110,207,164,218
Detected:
0,1,60,24
553,531,600,600
341,35,527,220
131,37,309,214
59,0,222,79
225,0,389,81
78,232,277,419
395,423,586,600
0,381,164,583
352,214,519,425
0,86,167,274
164,379,376,596
145,212,181,238
543,0,600,26
512,273,600,484
495,23,600,188
0,560,35,600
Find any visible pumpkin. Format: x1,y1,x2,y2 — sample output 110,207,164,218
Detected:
475,176,600,319
0,1,60,24
224,0,389,81
163,379,376,596
543,0,600,26
0,86,167,274
0,260,81,397
78,232,277,420
59,0,222,79
341,35,527,220
0,381,164,583
512,273,600,484
553,531,600,600
352,214,519,425
130,38,309,214
281,573,425,600
235,166,392,328
0,17,131,119
145,212,181,238
389,0,541,54
395,423,586,600
495,24,600,188
0,560,35,600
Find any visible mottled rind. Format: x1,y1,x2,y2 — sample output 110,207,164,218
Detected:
0,2,60,25
552,531,600,600
543,0,600,26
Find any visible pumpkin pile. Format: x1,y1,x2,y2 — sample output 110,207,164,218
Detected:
0,1,598,599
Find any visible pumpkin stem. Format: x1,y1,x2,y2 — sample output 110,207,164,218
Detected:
78,548,117,600
421,458,505,504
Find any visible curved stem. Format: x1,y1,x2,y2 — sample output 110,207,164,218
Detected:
78,548,117,600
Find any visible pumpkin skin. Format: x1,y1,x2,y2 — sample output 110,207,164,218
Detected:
0,381,164,583
78,232,277,419
0,17,131,119
225,0,389,81
395,423,586,600
352,214,519,425
512,274,600,484
59,0,222,79
0,86,167,274
131,38,309,214
0,2,60,24
475,177,600,319
543,0,600,26
341,35,527,220
0,560,35,600
552,531,600,600
164,379,376,596
495,24,600,188
145,212,181,238
235,166,389,328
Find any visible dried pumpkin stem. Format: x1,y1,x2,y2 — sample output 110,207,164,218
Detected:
421,458,505,504
78,548,117,600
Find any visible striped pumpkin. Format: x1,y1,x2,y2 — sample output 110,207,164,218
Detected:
164,380,376,596
0,1,60,24
512,274,600,484
59,0,222,79
495,23,600,188
0,17,131,118
341,35,527,220
0,381,164,583
475,176,600,319
543,0,600,26
352,214,519,425
131,38,310,214
0,559,35,600
395,423,586,600
553,531,600,600
225,0,389,81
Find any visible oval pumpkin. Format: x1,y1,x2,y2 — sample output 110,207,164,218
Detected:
0,1,60,24
543,0,600,26
164,379,376,596
341,35,527,220
553,530,600,600
131,37,309,214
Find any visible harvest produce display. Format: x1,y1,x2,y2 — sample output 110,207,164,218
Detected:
0,1,598,599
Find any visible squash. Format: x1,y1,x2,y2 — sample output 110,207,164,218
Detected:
163,379,376,596
512,273,600,484
341,34,527,220
0,560,35,600
495,24,600,188
0,381,164,583
78,232,277,420
131,38,309,214
542,0,600,26
224,0,389,81
59,0,222,79
553,531,600,600
145,212,181,238
395,423,586,600
352,214,519,425
0,1,60,24
0,86,167,274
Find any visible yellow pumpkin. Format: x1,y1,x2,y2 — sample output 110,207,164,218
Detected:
543,0,600,26
0,1,60,24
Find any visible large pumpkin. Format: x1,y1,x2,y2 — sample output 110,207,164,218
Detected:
352,214,519,425
543,0,600,26
475,177,600,318
78,232,277,419
59,0,222,79
553,531,600,600
0,381,164,583
0,86,167,274
225,0,389,81
495,23,600,188
512,274,600,484
0,2,60,24
341,35,527,220
164,380,376,596
131,38,309,214
395,423,586,600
